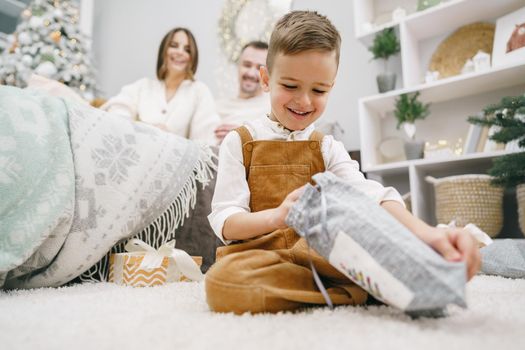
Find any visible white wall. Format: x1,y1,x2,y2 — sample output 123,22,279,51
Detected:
92,0,380,150
292,0,379,150
92,0,224,97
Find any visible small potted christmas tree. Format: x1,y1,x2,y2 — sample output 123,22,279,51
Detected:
369,28,400,93
468,94,525,234
394,91,430,159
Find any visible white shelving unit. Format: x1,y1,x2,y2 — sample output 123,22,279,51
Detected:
354,0,525,227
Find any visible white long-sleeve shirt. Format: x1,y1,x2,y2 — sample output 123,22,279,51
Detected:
101,78,220,144
208,116,404,244
216,93,270,125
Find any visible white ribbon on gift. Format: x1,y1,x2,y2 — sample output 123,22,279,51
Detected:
124,239,204,282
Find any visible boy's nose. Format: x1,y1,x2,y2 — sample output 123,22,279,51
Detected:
295,92,311,107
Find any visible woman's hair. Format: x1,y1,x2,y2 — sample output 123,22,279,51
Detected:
266,11,341,73
156,27,199,81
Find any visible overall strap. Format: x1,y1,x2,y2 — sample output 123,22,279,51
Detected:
234,126,254,174
308,130,324,142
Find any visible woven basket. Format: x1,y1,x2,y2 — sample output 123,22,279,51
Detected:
429,22,495,79
426,174,504,237
517,184,525,237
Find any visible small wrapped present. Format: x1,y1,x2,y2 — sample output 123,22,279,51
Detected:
109,239,204,287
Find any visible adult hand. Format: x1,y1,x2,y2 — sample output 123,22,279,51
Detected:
151,123,168,131
214,123,239,143
425,226,481,280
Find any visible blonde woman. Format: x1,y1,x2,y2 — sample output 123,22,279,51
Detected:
102,27,219,144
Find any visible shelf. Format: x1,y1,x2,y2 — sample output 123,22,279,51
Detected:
356,0,462,43
356,0,524,43
360,62,525,115
405,0,524,40
362,150,513,175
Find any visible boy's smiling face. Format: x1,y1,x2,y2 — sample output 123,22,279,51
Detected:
261,50,338,131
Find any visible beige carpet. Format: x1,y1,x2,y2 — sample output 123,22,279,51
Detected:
0,275,524,350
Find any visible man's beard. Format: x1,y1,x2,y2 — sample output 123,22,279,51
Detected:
240,76,260,95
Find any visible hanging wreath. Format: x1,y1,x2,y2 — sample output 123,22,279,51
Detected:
218,0,282,63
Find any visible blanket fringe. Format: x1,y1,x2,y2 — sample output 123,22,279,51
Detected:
77,144,218,283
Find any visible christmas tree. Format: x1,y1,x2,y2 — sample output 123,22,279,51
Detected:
468,94,525,188
0,34,7,55
0,0,97,100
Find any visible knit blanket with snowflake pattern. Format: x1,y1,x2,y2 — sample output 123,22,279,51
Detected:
0,86,215,288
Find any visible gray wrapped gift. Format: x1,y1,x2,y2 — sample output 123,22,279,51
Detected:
480,239,525,279
286,172,467,316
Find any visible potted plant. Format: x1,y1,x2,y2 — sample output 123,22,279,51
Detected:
369,28,400,93
417,0,442,11
394,91,430,159
468,94,525,235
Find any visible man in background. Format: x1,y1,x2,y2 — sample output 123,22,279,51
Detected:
214,41,270,143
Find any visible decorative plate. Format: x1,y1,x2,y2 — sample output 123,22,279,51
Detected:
429,22,495,79
378,137,405,163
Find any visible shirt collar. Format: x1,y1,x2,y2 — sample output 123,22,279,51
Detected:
262,115,316,138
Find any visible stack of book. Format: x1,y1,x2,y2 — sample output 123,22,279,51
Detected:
463,124,506,154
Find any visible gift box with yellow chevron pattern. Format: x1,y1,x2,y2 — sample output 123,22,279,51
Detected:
108,253,202,287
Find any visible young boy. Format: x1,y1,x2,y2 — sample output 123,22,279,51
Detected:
206,11,480,314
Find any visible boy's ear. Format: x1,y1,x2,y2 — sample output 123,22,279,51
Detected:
260,66,270,92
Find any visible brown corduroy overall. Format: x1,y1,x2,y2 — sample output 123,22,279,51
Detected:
205,126,368,314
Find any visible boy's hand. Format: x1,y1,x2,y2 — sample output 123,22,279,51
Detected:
222,185,306,241
380,201,481,281
425,226,481,280
271,185,306,230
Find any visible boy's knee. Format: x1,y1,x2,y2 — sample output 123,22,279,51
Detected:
204,251,283,314
205,272,265,314
205,254,241,286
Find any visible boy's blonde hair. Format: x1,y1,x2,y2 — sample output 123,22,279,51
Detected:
266,11,341,73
